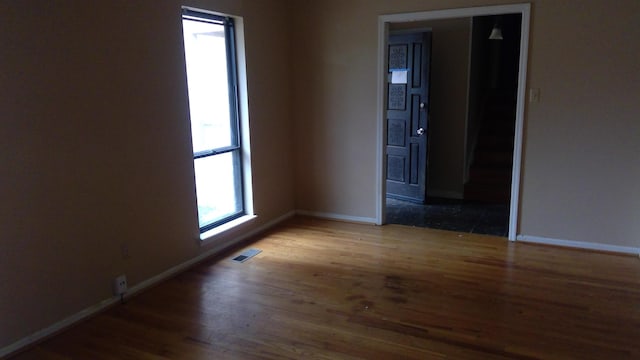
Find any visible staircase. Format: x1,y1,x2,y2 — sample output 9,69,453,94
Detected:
464,93,515,203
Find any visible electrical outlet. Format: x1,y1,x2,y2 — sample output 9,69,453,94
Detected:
113,274,127,296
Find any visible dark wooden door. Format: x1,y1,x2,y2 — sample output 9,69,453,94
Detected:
386,32,432,203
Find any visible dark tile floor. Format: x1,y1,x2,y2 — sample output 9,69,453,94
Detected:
386,197,509,237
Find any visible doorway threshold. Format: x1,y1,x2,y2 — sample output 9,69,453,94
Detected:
385,197,508,237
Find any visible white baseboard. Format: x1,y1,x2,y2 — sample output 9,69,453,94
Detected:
427,189,464,200
516,235,640,255
296,210,377,224
0,210,296,358
0,297,120,358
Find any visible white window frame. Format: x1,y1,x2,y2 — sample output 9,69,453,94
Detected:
181,7,255,242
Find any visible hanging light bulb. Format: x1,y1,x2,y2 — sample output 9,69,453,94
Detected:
489,24,503,40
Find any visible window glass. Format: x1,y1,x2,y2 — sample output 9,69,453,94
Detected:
182,17,235,153
193,152,242,226
182,10,244,232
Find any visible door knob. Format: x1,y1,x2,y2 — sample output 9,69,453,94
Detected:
416,128,425,135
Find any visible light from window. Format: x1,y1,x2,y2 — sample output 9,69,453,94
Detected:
182,9,244,232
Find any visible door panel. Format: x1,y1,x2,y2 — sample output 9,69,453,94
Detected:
387,119,405,146
388,84,406,110
412,43,423,87
387,155,405,182
386,32,432,203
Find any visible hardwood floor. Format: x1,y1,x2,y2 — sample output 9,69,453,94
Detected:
10,216,640,359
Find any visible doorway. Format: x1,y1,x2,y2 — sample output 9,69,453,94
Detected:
376,4,531,241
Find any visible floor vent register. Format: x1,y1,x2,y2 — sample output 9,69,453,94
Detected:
231,248,262,263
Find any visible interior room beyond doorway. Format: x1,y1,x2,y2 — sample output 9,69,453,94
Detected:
384,12,523,238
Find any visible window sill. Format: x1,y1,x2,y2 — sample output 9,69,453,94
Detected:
200,214,257,243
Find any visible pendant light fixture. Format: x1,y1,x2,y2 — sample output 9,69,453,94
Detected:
489,24,503,40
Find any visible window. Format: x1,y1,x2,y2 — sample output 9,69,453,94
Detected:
182,9,249,234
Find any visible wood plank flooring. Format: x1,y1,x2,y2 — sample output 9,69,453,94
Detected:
10,216,640,359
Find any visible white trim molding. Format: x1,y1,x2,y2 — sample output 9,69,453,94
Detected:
0,210,296,359
200,214,257,242
517,235,640,255
296,210,377,225
0,297,121,358
376,4,531,241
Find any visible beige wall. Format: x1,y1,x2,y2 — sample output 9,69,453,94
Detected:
0,0,293,349
392,18,472,198
520,0,640,244
291,0,640,245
